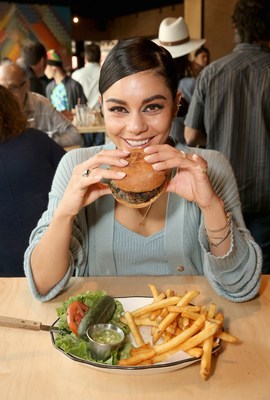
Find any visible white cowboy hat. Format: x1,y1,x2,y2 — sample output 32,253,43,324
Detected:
153,17,206,59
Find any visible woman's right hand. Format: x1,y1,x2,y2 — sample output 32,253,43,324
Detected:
57,148,130,217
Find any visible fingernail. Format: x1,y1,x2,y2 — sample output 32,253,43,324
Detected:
152,163,159,170
144,155,152,161
122,149,130,155
116,172,126,177
119,158,129,165
180,151,187,158
92,174,102,180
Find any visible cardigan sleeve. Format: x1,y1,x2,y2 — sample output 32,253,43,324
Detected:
23,148,98,301
194,147,262,302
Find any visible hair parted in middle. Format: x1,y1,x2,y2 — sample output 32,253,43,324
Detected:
99,37,179,100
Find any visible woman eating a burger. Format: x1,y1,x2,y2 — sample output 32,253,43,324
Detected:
24,37,262,302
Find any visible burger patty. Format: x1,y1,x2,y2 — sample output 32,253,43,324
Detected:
108,179,167,205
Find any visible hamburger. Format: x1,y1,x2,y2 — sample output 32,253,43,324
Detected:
108,148,170,208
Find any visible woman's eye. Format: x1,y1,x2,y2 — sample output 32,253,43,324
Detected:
144,104,164,112
109,106,127,113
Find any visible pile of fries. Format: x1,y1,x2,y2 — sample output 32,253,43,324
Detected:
119,284,239,380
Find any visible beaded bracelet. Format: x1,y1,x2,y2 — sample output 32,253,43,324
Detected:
207,228,232,247
205,213,231,234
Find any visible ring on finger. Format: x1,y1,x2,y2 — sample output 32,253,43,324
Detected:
82,169,90,178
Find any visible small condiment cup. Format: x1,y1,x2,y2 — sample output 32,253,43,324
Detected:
86,323,125,361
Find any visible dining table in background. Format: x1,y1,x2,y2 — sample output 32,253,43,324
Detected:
73,113,108,146
0,275,269,400
76,124,106,134
64,112,107,151
73,111,106,134
64,144,81,151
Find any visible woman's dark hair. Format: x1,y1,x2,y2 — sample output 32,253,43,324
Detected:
194,46,210,59
99,37,178,100
0,85,27,142
173,54,192,81
232,0,270,43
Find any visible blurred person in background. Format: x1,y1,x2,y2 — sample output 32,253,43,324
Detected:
19,40,49,96
192,46,210,73
0,85,65,277
45,49,87,121
72,43,105,147
184,0,270,273
153,17,206,145
0,62,83,148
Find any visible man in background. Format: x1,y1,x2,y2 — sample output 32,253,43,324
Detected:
19,40,49,96
72,43,105,147
45,49,87,122
184,0,270,273
0,62,83,148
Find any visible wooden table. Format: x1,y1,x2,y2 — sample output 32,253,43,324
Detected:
64,145,81,151
76,124,106,134
0,276,269,400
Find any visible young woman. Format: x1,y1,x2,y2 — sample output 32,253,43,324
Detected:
193,46,210,70
24,38,262,302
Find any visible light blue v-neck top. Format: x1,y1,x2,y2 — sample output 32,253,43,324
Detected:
24,142,262,302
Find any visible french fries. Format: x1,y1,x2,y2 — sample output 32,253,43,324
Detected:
118,348,155,366
124,311,145,347
200,304,217,380
118,284,239,380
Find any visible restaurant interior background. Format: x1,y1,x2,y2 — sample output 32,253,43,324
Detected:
0,0,237,70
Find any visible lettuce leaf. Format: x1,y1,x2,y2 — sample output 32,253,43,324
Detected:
54,290,131,365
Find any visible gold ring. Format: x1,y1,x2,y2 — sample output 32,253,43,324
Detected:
200,167,208,174
82,169,90,177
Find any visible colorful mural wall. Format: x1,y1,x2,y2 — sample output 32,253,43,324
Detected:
0,2,71,66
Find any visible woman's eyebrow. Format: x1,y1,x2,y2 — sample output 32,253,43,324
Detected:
105,98,126,105
105,94,167,106
142,94,167,104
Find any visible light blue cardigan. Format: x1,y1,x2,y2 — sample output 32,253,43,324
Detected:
24,142,262,302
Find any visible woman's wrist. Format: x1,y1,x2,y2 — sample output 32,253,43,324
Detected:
55,203,77,222
204,212,231,234
199,197,233,251
204,213,232,247
199,197,228,229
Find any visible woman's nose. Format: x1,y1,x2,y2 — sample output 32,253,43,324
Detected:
126,112,147,134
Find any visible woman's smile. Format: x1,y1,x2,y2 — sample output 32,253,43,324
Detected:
123,137,153,148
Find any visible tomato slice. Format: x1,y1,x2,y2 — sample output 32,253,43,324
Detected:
67,301,89,335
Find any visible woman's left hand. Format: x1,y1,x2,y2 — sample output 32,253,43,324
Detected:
144,144,218,209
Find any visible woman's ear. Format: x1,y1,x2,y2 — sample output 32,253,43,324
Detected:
173,91,182,117
98,96,103,117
